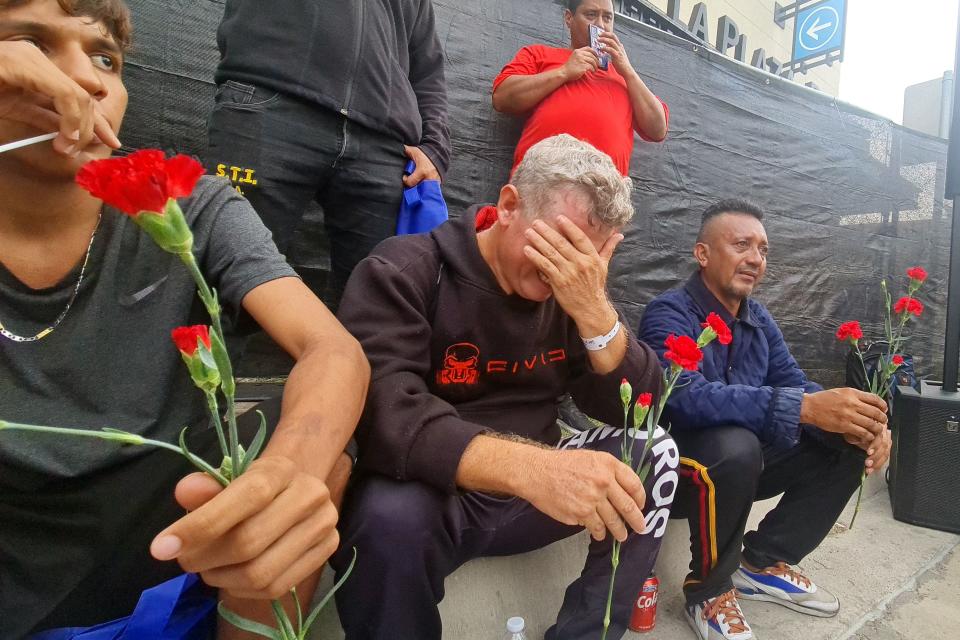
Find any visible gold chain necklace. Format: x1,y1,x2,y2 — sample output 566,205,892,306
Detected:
0,212,102,343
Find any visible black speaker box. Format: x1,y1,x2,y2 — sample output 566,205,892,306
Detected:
889,381,960,533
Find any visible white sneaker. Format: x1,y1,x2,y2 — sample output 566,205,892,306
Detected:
685,589,754,640
733,562,839,618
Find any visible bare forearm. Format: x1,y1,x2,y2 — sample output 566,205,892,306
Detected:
624,70,667,141
456,434,546,495
263,339,370,480
493,70,568,114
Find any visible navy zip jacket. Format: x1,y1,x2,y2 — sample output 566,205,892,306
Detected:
215,0,451,177
638,272,822,451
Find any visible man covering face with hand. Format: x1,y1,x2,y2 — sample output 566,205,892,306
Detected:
334,134,678,640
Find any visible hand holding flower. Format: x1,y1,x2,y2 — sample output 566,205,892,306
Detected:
799,387,887,442
863,428,893,476
152,456,340,601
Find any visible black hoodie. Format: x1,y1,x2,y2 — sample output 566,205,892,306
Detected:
215,0,450,177
338,209,663,493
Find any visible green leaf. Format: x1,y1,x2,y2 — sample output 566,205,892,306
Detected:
271,600,297,639
198,341,219,370
291,587,303,636
302,548,357,635
179,427,229,486
637,459,653,483
217,602,281,639
208,324,236,397
240,411,268,474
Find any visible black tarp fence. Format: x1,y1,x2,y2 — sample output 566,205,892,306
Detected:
123,0,952,386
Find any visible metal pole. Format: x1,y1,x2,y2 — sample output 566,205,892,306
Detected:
942,71,954,139
941,11,960,392
943,195,960,392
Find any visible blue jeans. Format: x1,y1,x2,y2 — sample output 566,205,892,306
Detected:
331,426,679,640
205,81,406,311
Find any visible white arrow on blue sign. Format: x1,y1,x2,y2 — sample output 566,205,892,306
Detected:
793,0,847,64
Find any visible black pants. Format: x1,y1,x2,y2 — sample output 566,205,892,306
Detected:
330,426,679,640
1,400,281,639
205,81,406,311
672,425,864,606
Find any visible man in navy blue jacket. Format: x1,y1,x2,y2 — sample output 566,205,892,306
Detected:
639,200,892,640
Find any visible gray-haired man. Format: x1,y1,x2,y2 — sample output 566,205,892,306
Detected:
332,135,678,640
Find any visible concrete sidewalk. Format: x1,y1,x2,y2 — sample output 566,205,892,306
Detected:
313,471,960,639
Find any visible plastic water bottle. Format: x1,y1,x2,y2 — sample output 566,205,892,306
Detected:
503,616,529,640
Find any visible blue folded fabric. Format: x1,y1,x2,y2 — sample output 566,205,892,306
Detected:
32,573,216,640
396,160,449,235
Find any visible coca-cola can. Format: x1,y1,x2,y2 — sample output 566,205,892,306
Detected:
628,574,659,632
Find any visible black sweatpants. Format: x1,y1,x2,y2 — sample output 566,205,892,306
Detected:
205,81,406,312
672,425,864,606
330,426,680,640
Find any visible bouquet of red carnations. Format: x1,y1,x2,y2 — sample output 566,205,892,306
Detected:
835,266,927,529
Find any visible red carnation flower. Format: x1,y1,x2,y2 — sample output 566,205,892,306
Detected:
906,266,927,283
892,354,905,367
664,334,703,371
701,312,733,345
894,297,924,317
637,393,653,407
836,321,864,343
76,150,204,216
171,325,211,356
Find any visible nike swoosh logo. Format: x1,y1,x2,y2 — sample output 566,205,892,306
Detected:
119,275,168,306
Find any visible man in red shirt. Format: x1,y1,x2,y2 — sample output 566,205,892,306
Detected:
493,0,668,177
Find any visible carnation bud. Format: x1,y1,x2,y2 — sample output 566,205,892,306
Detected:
633,394,652,429
619,378,632,409
172,326,221,393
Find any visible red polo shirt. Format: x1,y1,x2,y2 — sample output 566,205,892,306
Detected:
494,44,668,176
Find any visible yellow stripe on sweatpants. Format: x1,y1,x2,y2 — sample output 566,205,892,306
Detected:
680,456,718,570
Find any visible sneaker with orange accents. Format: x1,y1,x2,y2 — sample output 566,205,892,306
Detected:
685,589,754,640
733,562,839,617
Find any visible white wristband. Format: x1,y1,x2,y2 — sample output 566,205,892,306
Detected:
581,320,622,351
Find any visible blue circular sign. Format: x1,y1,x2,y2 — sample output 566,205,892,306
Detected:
798,6,840,53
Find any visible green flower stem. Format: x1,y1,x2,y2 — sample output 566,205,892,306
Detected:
205,390,228,460
0,420,229,486
621,400,630,464
602,365,684,639
600,540,621,640
635,367,682,476
849,469,867,529
852,345,876,396
846,277,925,530
179,250,241,477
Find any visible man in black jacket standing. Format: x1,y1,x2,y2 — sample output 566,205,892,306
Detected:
206,0,450,310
